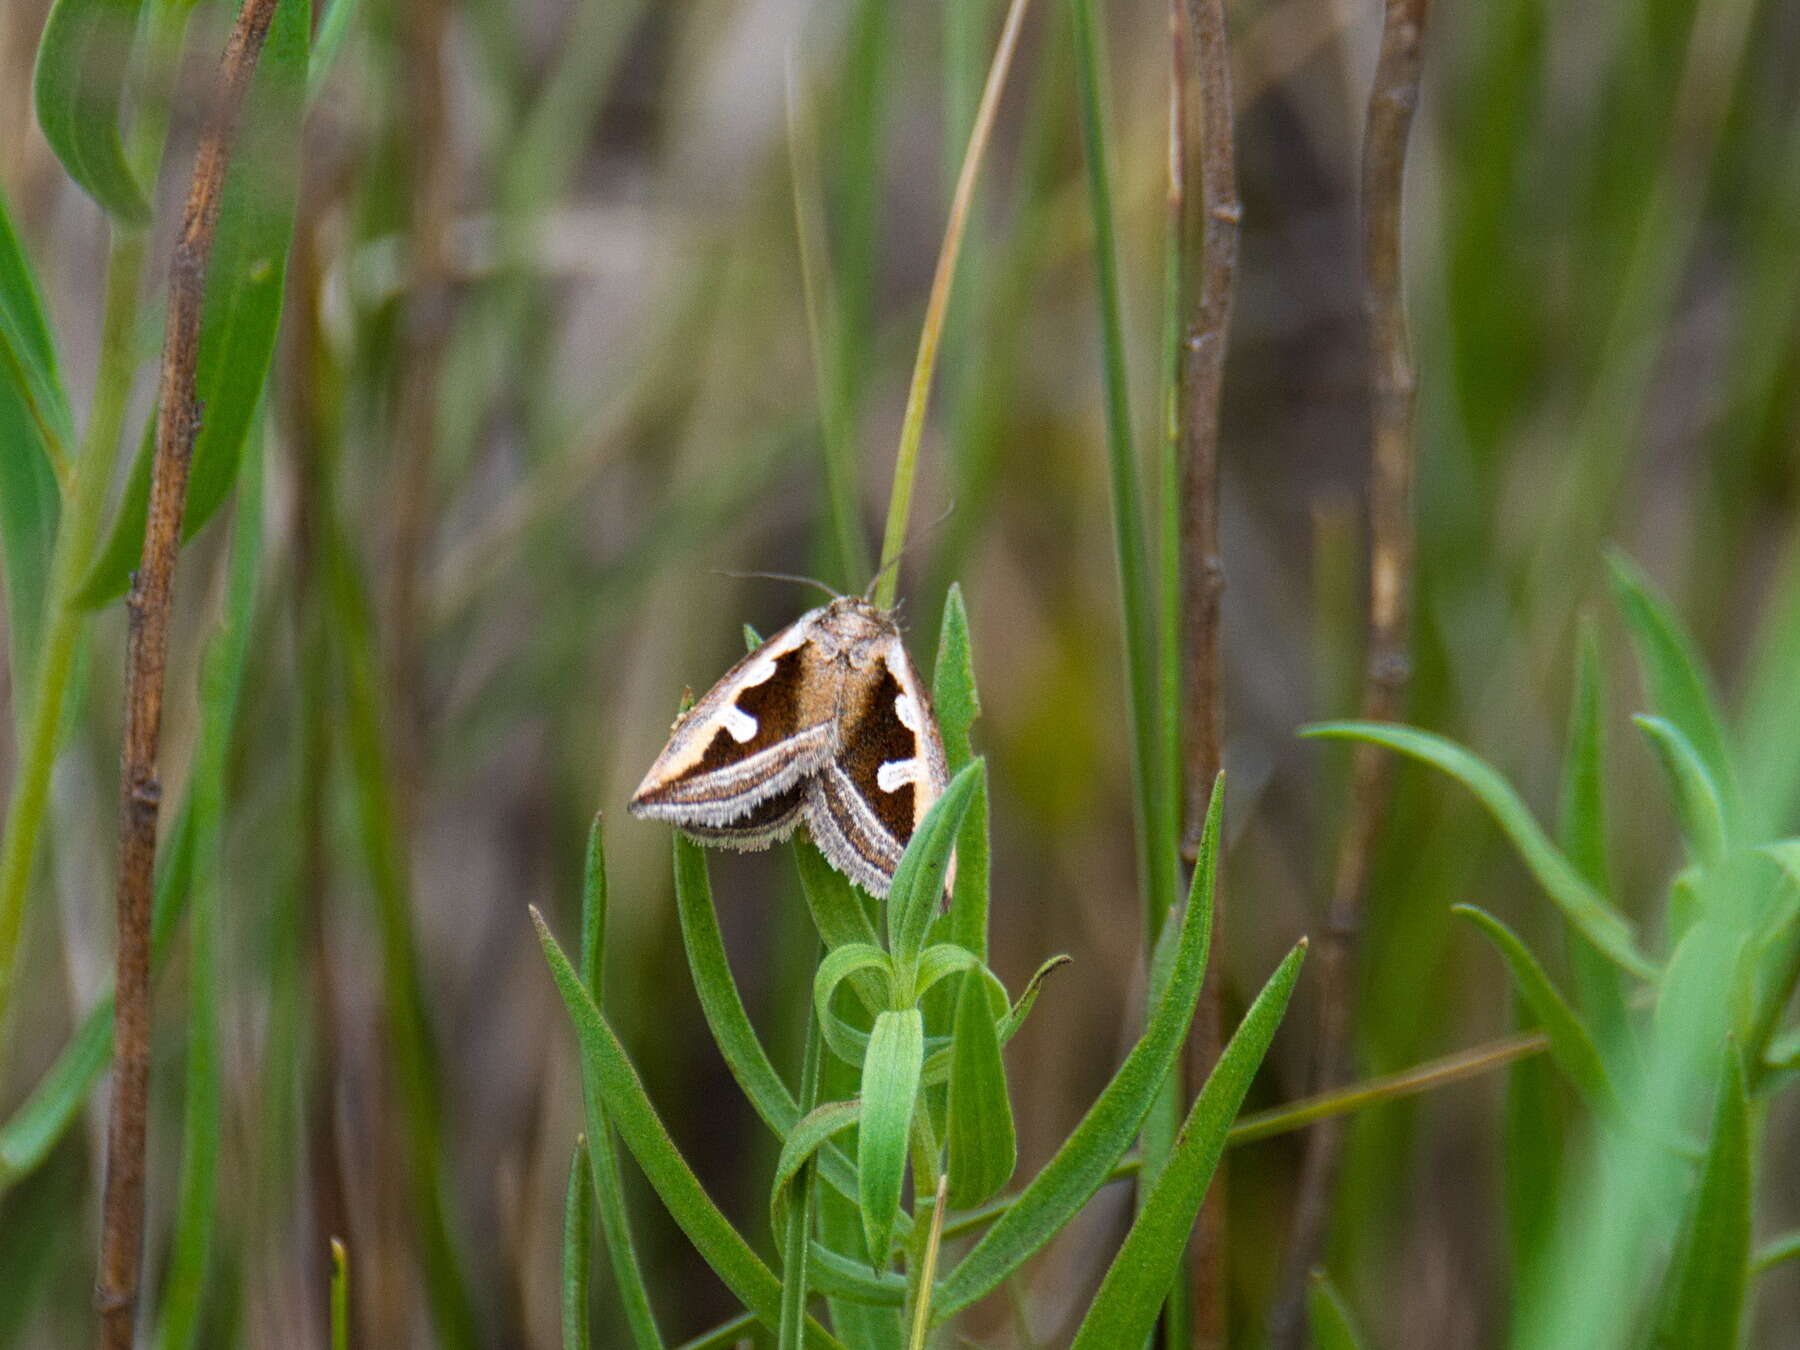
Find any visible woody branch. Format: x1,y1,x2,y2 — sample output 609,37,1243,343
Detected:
1271,0,1431,1343
95,0,283,1345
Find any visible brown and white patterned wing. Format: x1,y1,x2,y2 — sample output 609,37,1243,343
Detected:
804,635,950,898
628,611,837,831
670,781,809,851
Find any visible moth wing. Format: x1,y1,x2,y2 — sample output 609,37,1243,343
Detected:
629,611,837,830
672,781,809,852
804,633,951,898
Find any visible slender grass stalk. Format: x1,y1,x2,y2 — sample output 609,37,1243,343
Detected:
329,514,479,1349
1170,0,1242,1338
329,1240,349,1350
873,0,1032,605
786,60,869,587
1273,12,1431,1335
153,425,266,1350
940,1027,1551,1243
0,231,144,1030
778,1005,825,1350
562,1139,595,1350
905,1176,950,1350
98,4,285,1343
384,0,454,814
0,0,196,1023
1068,0,1182,947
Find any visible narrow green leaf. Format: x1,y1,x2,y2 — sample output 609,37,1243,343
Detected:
329,1240,348,1350
1306,1269,1371,1350
809,1243,908,1306
1503,992,1566,1310
0,803,194,1195
1067,941,1307,1349
919,952,1068,1088
673,1314,759,1350
76,0,309,606
858,1009,923,1264
1654,1046,1751,1348
327,517,478,1349
933,585,990,959
1068,0,1178,947
1454,906,1620,1119
946,969,1015,1208
577,820,664,1350
563,1140,595,1350
675,836,863,1208
1559,625,1612,892
1556,626,1630,1053
32,0,151,222
1608,551,1738,824
813,943,897,1064
533,911,846,1350
306,0,364,100
796,842,883,951
771,1102,859,1240
153,423,265,1350
0,187,70,708
1632,715,1730,868
889,761,984,968
1304,723,1657,979
779,1012,828,1350
935,778,1221,1315
1754,1231,1800,1274
910,943,992,1006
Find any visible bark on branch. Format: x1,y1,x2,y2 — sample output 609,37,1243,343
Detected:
95,1,283,1344
1271,1,1431,1344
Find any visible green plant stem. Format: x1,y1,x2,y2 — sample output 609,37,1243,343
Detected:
0,229,145,1030
873,0,1031,605
941,1027,1551,1241
1068,0,1180,945
906,1177,949,1350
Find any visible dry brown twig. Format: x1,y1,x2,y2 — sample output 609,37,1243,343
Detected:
96,0,284,1344
1172,0,1241,1342
1271,0,1432,1343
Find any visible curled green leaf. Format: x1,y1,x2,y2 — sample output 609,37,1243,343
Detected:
1454,906,1620,1120
1633,716,1729,869
32,0,151,223
1304,722,1657,980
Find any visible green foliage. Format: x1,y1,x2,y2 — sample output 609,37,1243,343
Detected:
1305,1270,1371,1350
1454,906,1620,1120
561,1140,595,1350
945,970,1014,1208
31,0,151,223
536,910,847,1350
77,0,310,606
1653,1046,1752,1347
1067,939,1305,1348
1340,553,1800,1348
1304,721,1656,978
0,190,70,705
857,1010,923,1263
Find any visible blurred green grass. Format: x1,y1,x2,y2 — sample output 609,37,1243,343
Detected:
0,0,1797,1344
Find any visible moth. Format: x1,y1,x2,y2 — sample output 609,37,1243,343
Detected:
628,595,950,899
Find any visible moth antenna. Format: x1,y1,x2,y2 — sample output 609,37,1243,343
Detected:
713,568,842,600
861,498,958,603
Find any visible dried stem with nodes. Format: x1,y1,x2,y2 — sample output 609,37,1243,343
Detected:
96,0,284,1343
1270,1,1432,1343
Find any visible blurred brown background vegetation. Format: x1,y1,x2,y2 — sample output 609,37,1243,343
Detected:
3,0,1799,1344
